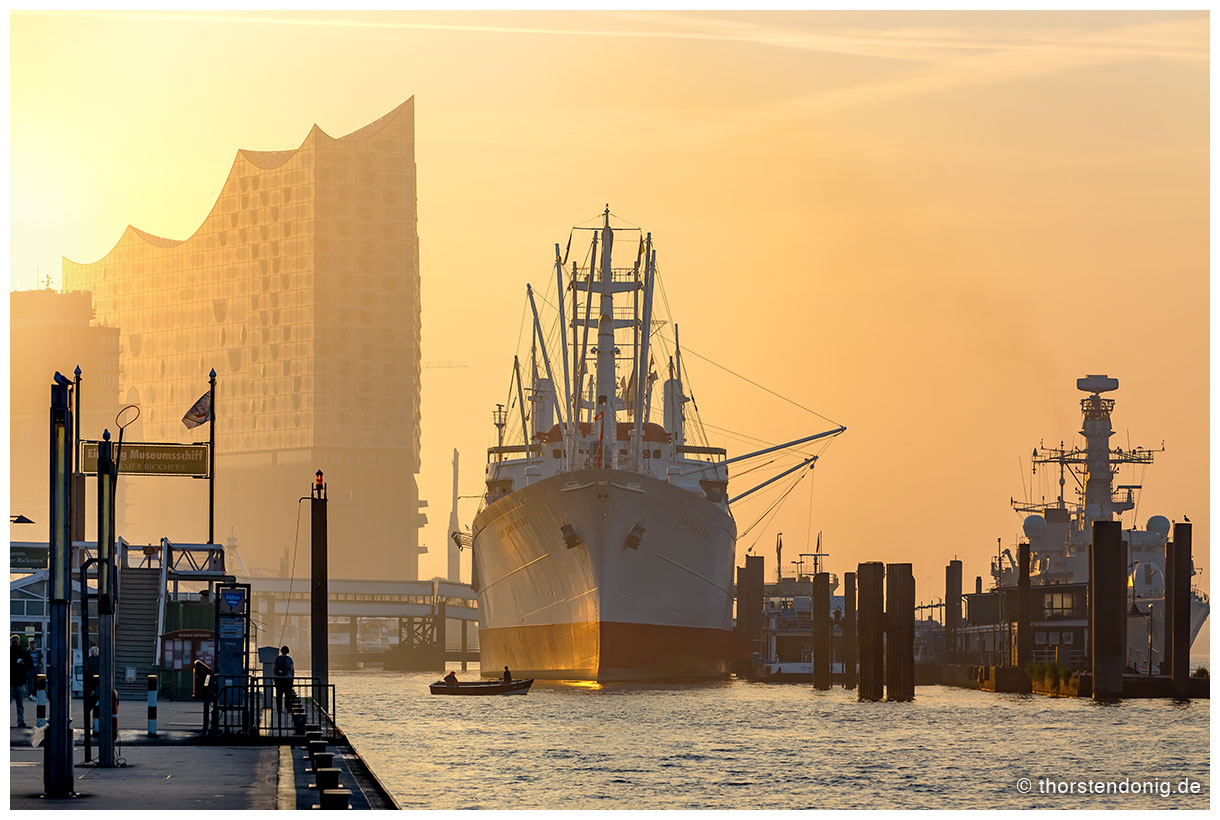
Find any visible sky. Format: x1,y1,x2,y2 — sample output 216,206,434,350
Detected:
7,11,1210,636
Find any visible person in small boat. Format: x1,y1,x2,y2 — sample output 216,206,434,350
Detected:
502,666,512,683
443,670,459,687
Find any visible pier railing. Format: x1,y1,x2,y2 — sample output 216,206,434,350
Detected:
206,675,339,743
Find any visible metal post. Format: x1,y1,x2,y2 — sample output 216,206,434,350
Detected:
1016,543,1031,669
857,562,884,701
812,572,831,689
885,563,915,701
147,675,158,735
96,431,117,766
1091,521,1123,700
944,560,962,664
1171,523,1191,700
208,368,216,544
843,571,857,689
461,619,469,672
45,376,74,798
310,471,329,714
77,557,93,762
735,555,765,676
35,674,47,728
72,367,85,545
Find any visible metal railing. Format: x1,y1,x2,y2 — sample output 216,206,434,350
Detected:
205,675,338,742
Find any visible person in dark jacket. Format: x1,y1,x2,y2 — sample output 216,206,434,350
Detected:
26,639,43,701
10,635,32,727
502,665,513,683
272,646,294,711
84,646,100,720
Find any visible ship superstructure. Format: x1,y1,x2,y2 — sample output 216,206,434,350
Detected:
470,209,842,680
997,375,1208,672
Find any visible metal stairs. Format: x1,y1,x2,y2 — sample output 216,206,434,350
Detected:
114,566,162,700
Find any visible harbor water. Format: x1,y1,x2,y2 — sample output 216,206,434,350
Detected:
330,665,1210,810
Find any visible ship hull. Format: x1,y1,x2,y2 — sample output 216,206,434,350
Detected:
472,468,737,681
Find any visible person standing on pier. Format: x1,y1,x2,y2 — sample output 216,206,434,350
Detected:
273,646,295,710
26,639,43,701
10,635,32,727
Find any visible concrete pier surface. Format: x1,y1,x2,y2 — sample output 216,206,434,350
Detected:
9,698,395,809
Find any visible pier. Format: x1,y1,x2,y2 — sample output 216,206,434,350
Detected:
9,693,397,809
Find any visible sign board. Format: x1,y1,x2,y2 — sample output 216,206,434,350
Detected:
10,544,48,570
80,441,210,478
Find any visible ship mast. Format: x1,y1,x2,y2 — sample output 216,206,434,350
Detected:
595,206,617,466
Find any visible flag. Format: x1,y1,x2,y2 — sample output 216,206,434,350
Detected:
182,390,213,429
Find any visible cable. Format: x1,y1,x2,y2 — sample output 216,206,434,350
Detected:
277,500,307,648
654,332,843,429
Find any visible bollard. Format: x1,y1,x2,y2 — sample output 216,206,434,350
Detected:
857,562,885,701
308,739,328,760
318,789,352,810
310,751,334,773
303,730,322,750
1171,523,1191,701
1091,521,1124,700
35,674,47,728
147,675,158,736
311,767,342,791
843,572,856,689
885,563,915,701
812,572,831,690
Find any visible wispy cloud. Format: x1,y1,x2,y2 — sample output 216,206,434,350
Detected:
26,10,1208,65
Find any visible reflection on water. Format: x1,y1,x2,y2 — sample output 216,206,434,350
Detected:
331,666,1209,810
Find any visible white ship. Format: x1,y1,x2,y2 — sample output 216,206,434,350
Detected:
1004,374,1208,673
470,209,842,680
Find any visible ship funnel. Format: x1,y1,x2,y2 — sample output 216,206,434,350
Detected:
1077,374,1119,394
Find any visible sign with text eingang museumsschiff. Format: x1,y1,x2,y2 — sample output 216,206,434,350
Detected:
79,441,210,478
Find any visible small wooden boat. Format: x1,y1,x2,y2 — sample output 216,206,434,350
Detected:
429,678,534,696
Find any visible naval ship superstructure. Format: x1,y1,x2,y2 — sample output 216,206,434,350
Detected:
1001,374,1208,673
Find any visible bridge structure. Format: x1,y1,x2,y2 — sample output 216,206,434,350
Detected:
247,577,479,670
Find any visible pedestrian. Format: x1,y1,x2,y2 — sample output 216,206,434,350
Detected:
10,635,32,728
84,646,100,724
272,645,294,711
27,638,42,700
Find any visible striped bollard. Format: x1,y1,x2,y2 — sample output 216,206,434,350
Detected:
147,675,158,736
35,674,47,728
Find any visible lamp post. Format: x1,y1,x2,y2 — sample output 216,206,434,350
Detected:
46,373,74,798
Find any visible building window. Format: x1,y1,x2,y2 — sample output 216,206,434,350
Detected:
1035,631,1046,645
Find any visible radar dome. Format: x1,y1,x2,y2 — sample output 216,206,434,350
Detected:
1146,516,1171,538
1084,503,1101,521
1023,515,1047,539
1128,561,1165,600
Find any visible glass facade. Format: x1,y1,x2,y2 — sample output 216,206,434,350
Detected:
63,99,423,580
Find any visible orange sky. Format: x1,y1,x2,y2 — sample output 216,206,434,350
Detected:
8,11,1210,633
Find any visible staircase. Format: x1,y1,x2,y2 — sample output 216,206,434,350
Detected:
114,567,162,700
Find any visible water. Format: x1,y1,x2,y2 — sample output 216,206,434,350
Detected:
330,666,1209,810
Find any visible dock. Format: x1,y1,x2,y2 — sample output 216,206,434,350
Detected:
9,695,397,809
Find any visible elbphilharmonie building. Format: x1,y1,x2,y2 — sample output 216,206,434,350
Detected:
63,98,425,580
